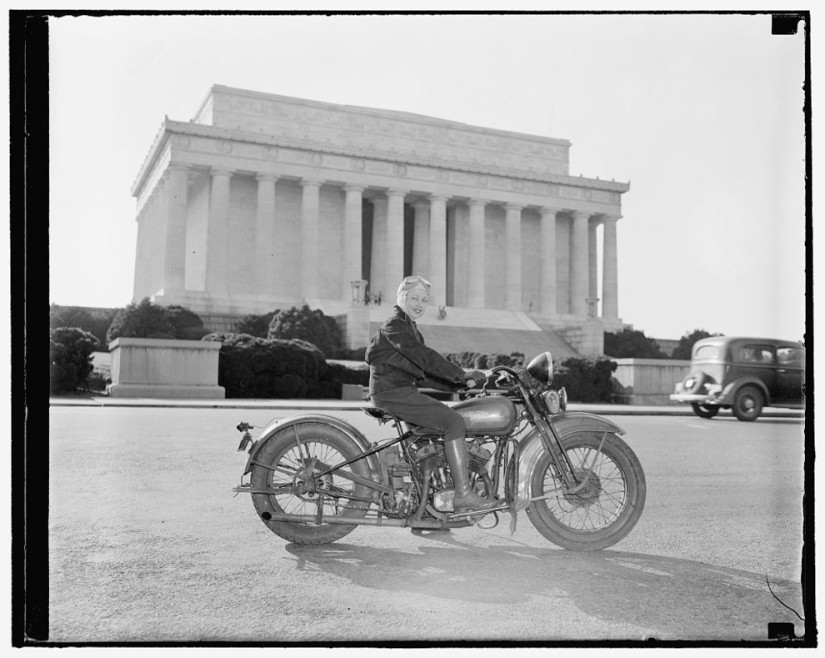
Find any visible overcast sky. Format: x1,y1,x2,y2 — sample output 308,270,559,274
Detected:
47,11,808,341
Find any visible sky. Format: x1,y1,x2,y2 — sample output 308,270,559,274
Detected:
47,9,809,342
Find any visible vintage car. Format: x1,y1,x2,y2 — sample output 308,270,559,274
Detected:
670,336,805,421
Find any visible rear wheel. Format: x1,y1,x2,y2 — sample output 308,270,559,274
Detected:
526,432,646,551
691,403,719,419
733,386,763,422
250,422,373,544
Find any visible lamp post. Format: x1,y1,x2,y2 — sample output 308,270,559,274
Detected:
351,279,367,307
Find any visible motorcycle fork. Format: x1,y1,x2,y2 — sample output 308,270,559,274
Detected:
521,396,579,490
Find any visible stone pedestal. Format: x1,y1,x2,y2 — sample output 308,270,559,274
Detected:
338,304,371,350
107,338,225,398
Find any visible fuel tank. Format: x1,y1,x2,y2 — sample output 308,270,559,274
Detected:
453,396,518,436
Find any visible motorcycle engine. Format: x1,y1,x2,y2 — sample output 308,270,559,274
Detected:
413,441,492,513
378,445,418,517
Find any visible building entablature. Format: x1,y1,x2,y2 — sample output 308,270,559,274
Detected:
133,120,629,216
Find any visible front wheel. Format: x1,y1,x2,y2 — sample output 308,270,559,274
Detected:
250,422,373,545
691,403,719,419
526,431,646,551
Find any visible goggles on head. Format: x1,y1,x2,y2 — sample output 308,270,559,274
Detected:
397,275,431,295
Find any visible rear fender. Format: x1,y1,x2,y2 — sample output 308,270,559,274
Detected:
513,412,626,511
721,378,771,406
243,413,382,480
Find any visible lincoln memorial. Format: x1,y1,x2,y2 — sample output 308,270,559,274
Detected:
131,85,629,356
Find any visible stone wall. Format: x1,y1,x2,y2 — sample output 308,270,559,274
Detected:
611,358,691,405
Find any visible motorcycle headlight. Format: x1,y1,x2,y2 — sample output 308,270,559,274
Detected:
542,390,561,414
526,352,554,386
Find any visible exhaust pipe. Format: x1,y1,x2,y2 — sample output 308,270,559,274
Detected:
261,512,471,530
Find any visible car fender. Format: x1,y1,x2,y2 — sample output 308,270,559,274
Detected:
243,413,382,479
513,412,626,511
721,377,771,406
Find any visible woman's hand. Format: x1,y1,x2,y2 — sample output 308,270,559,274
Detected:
462,370,488,389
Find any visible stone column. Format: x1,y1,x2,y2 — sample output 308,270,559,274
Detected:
539,207,559,316
467,198,488,308
255,173,278,295
428,195,448,308
412,200,430,277
300,178,323,299
162,164,189,292
570,210,591,317
504,203,523,312
206,168,233,294
370,197,388,302
342,184,365,300
602,214,620,319
589,218,599,300
385,189,408,300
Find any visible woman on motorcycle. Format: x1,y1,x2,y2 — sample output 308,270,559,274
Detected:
365,275,499,513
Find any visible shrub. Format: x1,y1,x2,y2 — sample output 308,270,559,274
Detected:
203,332,329,398
236,311,277,338
107,298,208,342
553,357,617,403
268,305,342,358
165,305,210,340
50,304,118,348
50,327,100,394
604,327,668,359
444,352,525,369
671,329,724,360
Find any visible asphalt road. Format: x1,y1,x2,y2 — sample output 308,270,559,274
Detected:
47,406,808,644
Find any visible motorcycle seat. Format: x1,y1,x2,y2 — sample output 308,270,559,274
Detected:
362,407,441,437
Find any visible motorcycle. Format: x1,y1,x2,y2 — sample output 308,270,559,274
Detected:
233,352,646,551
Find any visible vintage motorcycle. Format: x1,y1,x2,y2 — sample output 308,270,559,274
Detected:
233,352,646,551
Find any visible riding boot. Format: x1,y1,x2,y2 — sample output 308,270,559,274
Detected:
443,439,499,513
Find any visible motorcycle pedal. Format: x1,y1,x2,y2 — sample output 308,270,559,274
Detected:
448,504,509,519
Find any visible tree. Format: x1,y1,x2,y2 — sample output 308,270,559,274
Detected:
603,327,668,359
165,305,210,340
267,305,343,358
106,298,176,342
50,304,118,348
671,329,723,360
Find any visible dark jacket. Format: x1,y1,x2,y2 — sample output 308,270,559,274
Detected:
366,306,465,396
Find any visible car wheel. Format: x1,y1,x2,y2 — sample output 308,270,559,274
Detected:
691,403,719,419
732,386,763,422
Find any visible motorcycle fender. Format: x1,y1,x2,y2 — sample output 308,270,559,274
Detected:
243,413,382,480
514,412,626,511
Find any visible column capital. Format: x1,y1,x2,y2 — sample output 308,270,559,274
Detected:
255,172,280,183
571,210,591,220
166,162,189,173
210,167,234,178
504,202,524,212
342,183,366,193
428,193,449,204
600,213,622,223
385,188,409,199
414,199,430,211
300,177,324,188
468,198,489,207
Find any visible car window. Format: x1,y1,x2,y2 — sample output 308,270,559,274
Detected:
735,345,775,364
694,344,720,359
777,347,804,367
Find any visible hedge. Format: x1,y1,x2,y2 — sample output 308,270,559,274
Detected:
50,327,100,394
202,333,368,399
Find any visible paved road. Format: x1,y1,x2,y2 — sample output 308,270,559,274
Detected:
48,406,807,643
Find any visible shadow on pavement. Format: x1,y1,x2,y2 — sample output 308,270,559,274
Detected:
284,539,804,641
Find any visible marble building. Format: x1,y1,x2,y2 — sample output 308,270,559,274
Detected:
130,85,629,355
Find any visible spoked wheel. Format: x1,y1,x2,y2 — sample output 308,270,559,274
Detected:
732,386,764,422
691,403,720,418
526,431,646,551
250,422,372,545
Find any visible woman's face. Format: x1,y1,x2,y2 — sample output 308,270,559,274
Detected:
403,289,429,320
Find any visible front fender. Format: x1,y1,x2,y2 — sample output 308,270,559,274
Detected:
513,412,626,511
243,413,382,480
